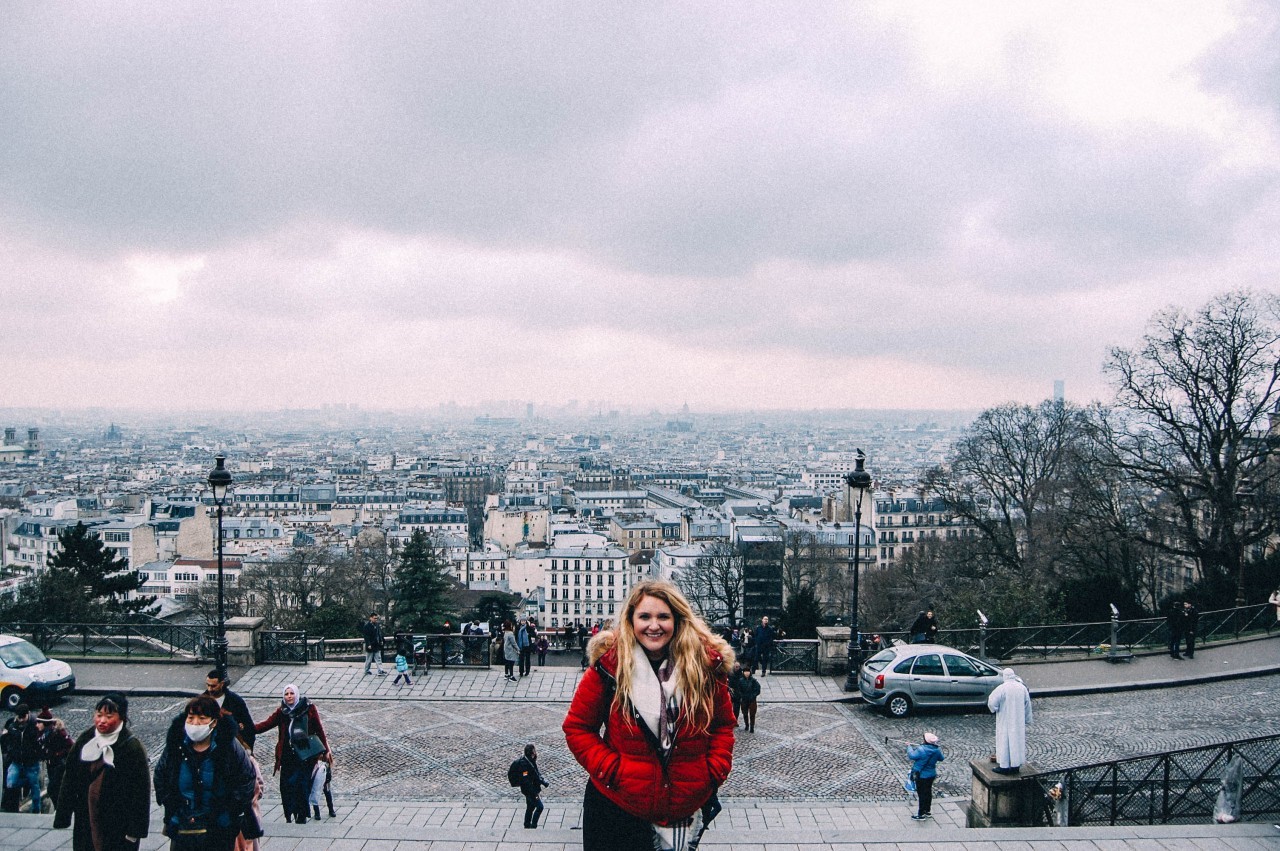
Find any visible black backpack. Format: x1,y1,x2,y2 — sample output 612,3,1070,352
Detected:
508,758,526,787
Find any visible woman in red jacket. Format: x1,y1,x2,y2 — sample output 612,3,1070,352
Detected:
252,684,331,825
563,580,735,851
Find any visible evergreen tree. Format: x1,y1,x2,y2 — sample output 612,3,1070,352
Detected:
780,584,823,639
391,529,457,630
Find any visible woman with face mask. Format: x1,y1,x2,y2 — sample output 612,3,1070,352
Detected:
53,692,151,850
253,684,331,825
154,695,258,850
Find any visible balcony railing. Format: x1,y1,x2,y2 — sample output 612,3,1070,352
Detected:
1,620,213,659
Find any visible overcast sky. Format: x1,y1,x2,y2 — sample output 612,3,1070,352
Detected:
3,2,1278,414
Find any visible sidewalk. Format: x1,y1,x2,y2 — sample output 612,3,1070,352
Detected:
65,632,1280,703
4,800,1278,850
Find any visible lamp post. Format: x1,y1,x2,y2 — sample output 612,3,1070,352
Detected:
843,449,873,692
208,454,233,673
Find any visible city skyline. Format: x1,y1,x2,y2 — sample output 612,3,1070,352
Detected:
4,3,1278,412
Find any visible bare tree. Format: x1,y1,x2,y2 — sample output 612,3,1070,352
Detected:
674,541,743,627
1098,290,1280,603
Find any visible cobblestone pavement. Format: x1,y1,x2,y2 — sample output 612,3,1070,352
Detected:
43,672,1280,807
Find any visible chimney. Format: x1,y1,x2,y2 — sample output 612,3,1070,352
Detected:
3,428,14,445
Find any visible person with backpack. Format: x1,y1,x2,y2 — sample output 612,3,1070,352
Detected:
508,744,548,829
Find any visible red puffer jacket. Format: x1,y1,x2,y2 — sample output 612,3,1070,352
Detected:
562,641,735,825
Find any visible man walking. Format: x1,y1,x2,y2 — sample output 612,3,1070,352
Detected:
753,615,777,676
1,704,42,813
511,744,548,828
362,613,386,675
205,668,256,749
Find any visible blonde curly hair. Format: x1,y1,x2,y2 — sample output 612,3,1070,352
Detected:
589,579,735,735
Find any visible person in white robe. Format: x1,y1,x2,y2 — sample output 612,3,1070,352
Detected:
987,668,1032,774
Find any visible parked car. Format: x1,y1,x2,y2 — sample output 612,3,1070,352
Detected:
0,634,75,711
858,642,1002,718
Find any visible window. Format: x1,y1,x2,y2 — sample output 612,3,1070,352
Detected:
608,575,614,586
911,654,944,676
574,574,580,585
574,560,581,570
943,655,985,678
574,589,580,599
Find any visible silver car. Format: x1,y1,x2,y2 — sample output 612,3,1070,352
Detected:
858,643,1002,718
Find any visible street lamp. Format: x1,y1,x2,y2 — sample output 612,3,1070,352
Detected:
843,449,873,692
208,454,233,673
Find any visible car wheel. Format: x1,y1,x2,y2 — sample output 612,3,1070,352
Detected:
885,693,912,718
1,686,22,712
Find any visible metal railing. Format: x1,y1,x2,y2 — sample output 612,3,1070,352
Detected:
1027,733,1280,826
0,621,214,660
871,603,1277,662
257,630,312,665
757,639,819,673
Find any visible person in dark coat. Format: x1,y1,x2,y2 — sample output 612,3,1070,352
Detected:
1168,601,1186,659
752,616,777,675
727,662,745,726
513,743,549,828
253,684,331,824
361,613,386,675
205,669,255,751
54,693,151,850
1180,601,1199,659
910,609,940,644
36,708,75,812
154,695,258,850
2,703,42,812
737,667,762,733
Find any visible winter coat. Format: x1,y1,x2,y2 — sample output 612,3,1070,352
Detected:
253,699,330,774
513,755,547,797
503,630,520,663
395,654,409,673
737,675,761,702
563,637,735,825
906,742,945,779
154,714,257,839
1,716,41,764
752,624,777,651
54,725,151,850
212,688,257,751
360,619,385,652
910,612,939,642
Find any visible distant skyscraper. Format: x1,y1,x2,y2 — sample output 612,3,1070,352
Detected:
1053,380,1065,404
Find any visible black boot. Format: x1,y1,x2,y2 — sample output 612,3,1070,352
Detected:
314,805,322,821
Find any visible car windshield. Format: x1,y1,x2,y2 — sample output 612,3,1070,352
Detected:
0,640,48,669
863,649,897,672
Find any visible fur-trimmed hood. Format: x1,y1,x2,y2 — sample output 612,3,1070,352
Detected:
587,629,732,675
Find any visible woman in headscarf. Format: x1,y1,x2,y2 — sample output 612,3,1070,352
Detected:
253,684,331,824
563,579,736,851
53,693,151,850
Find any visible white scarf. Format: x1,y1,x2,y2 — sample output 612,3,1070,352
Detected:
81,726,122,767
630,650,681,743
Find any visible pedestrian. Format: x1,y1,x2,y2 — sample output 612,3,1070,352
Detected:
536,634,549,666
502,620,520,682
53,693,151,850
1181,601,1200,659
987,668,1032,775
906,732,944,820
1167,600,1186,659
204,669,256,751
737,666,761,733
752,616,777,676
739,631,756,673
910,608,940,644
1,703,42,813
361,613,386,676
393,649,412,686
563,579,736,851
727,661,745,724
1269,588,1280,622
308,757,335,822
233,747,265,851
154,695,258,850
512,743,549,828
36,708,74,813
517,619,534,677
253,684,332,824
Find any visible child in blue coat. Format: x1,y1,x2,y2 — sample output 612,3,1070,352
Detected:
906,732,944,820
393,652,412,686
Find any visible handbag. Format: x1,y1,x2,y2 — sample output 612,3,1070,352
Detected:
903,770,918,793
